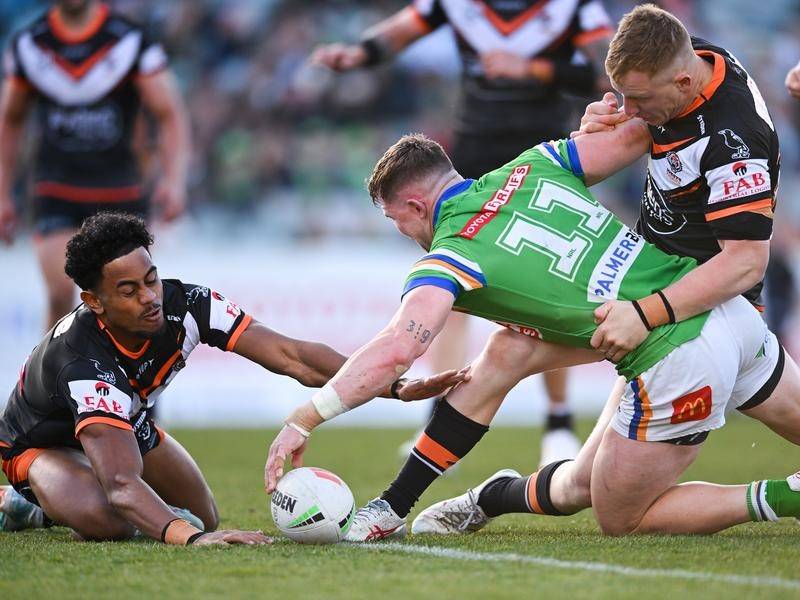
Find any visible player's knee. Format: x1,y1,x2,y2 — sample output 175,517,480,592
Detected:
484,329,534,370
200,501,219,532
596,514,638,537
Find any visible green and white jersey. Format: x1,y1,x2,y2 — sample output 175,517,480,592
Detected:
402,138,710,380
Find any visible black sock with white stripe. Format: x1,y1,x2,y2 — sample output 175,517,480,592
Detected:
381,399,489,518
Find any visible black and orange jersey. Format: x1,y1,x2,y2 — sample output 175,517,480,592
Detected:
1,3,167,203
0,280,251,459
640,38,780,303
411,0,613,135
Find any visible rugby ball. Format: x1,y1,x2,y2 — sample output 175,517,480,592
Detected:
271,467,355,544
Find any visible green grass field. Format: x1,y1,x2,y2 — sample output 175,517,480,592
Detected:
2,417,799,599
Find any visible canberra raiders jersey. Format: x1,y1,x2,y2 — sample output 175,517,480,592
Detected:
403,138,709,380
2,3,167,201
411,0,613,134
640,38,779,303
0,280,251,459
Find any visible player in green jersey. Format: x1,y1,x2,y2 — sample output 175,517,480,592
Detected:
265,131,800,540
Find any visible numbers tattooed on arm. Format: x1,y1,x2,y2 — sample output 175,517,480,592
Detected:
406,320,431,344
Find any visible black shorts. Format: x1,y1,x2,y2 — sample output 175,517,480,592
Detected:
34,195,149,236
1,409,164,508
451,129,568,179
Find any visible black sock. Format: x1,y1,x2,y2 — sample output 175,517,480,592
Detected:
477,460,572,517
382,399,489,518
545,411,574,432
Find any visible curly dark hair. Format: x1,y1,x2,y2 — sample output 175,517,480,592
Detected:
65,212,154,290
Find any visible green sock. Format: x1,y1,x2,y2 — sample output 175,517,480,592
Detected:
747,477,800,522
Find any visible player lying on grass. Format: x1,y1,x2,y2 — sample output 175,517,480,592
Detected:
0,212,467,545
265,131,800,541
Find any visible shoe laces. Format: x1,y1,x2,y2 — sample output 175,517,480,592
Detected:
352,499,393,527
436,488,484,531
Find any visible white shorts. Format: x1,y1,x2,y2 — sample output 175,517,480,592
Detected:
610,295,784,444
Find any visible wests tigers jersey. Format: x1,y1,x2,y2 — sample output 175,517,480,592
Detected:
0,280,251,459
640,38,779,303
2,3,167,201
411,0,613,134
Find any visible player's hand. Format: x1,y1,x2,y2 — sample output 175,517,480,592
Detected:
570,92,631,138
265,425,308,493
785,61,800,99
0,195,17,245
309,43,367,71
395,367,471,402
191,529,273,546
480,50,539,81
590,300,649,363
152,177,186,223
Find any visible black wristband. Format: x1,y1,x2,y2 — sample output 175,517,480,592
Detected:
187,531,205,545
360,38,387,67
655,290,676,324
631,299,653,331
160,517,180,543
390,378,407,399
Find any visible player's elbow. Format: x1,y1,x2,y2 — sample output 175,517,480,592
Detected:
385,332,424,374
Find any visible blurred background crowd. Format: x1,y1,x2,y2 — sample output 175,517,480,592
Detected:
3,0,800,235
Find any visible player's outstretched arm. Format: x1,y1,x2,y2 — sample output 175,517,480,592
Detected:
136,70,190,222
264,286,455,492
309,6,429,72
80,423,270,546
0,78,32,244
231,319,469,399
572,115,651,186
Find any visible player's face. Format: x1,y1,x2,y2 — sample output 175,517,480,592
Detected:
613,69,687,127
382,198,433,251
94,247,165,339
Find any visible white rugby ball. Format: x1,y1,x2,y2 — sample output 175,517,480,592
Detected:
271,467,355,544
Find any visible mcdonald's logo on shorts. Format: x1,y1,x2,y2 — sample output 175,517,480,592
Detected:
670,386,712,424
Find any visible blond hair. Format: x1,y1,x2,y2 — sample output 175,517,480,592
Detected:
367,133,453,206
605,4,692,82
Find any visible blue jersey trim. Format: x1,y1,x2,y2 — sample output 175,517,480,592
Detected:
402,276,460,300
628,378,643,440
425,253,487,286
566,138,584,178
542,142,569,171
433,179,474,227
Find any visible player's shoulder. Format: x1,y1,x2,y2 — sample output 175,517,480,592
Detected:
6,10,49,46
104,9,149,37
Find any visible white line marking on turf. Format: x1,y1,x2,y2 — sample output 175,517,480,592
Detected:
355,542,800,590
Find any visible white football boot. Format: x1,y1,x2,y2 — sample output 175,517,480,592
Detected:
0,485,45,532
344,498,407,542
539,429,581,468
411,468,521,535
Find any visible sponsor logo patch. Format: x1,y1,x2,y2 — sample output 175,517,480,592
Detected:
68,379,132,417
459,165,530,239
718,128,750,159
670,386,712,424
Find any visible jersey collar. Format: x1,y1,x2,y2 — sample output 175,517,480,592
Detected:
433,179,474,228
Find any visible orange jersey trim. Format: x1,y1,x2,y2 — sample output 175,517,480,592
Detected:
635,377,653,441
705,198,773,222
48,3,109,44
676,51,726,118
572,26,613,47
75,416,133,436
1,448,46,485
226,314,253,352
482,0,548,36
52,42,114,80
652,136,696,155
35,182,143,203
415,433,459,470
406,6,434,34
140,349,182,398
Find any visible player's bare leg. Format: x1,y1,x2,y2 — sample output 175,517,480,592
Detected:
142,431,219,530
33,230,77,329
28,448,136,540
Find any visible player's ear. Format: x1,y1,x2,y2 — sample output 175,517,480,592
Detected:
674,70,692,94
407,197,428,218
80,290,104,315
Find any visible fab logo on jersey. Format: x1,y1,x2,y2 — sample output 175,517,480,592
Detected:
68,379,132,418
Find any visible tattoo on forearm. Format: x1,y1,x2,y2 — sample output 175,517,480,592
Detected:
406,320,431,344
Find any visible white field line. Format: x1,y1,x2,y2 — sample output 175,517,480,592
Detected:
353,542,800,590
